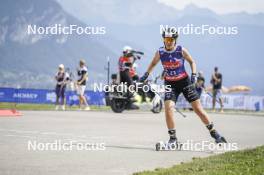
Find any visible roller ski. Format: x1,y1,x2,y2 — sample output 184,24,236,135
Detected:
155,140,182,151
155,129,182,151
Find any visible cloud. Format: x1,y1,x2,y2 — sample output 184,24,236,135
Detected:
158,0,264,14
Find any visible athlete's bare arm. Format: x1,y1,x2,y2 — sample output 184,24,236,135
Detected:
146,51,160,74
182,48,196,74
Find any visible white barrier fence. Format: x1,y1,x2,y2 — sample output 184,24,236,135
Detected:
175,93,264,111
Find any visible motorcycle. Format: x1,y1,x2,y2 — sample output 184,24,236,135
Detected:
106,49,163,113
108,81,163,113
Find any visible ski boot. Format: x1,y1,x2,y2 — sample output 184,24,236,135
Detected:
207,123,227,144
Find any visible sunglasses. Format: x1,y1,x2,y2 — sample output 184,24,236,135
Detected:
163,37,175,43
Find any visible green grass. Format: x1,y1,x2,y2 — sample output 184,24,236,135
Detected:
0,102,110,111
134,145,264,175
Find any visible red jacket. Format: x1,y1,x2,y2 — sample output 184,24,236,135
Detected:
118,56,136,77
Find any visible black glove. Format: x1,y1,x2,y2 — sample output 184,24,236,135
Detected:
140,72,149,82
191,73,197,84
124,62,132,67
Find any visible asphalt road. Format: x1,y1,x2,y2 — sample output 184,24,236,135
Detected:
0,110,264,175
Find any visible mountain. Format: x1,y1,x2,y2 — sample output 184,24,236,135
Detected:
0,0,118,89
56,0,179,26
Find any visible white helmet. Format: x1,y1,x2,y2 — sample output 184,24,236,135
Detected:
123,46,133,57
58,64,64,69
123,46,132,53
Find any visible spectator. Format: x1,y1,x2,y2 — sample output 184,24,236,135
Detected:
210,67,224,112
76,59,90,110
55,64,69,110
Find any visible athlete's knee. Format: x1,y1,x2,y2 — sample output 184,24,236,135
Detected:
165,101,175,115
191,99,200,107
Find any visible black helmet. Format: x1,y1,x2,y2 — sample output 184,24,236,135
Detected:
162,28,178,39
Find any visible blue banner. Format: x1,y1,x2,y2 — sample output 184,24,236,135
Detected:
0,87,105,106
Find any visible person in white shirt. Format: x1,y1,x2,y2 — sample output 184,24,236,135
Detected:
76,59,90,110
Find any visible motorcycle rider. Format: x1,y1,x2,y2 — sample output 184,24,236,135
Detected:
140,28,227,145
130,63,139,82
118,46,138,109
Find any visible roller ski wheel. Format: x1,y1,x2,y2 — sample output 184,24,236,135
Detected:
155,142,161,151
155,141,182,151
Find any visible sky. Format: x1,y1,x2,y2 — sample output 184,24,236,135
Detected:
158,0,264,14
